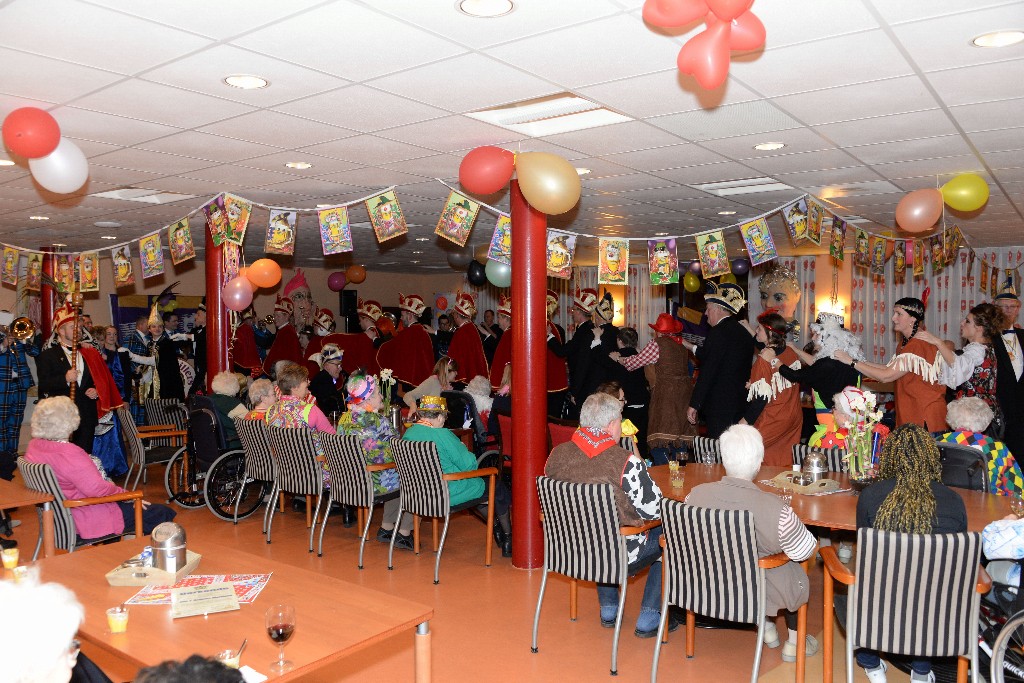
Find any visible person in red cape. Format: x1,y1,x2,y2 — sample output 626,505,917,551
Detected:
36,303,123,455
262,295,301,377
303,307,335,377
376,293,435,387
489,294,513,390
447,290,489,383
320,298,381,375
231,309,263,378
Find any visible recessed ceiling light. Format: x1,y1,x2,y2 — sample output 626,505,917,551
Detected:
753,142,786,151
52,243,67,247
457,0,514,18
100,235,117,240
315,204,334,209
972,30,1024,48
29,215,49,221
411,260,421,264
718,210,737,216
285,161,313,170
94,221,121,228
412,251,423,255
415,237,431,242
223,74,269,89
0,159,15,167
576,168,591,176
655,232,669,236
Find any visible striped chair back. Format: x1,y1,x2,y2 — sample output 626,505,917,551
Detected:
144,398,187,447
17,458,77,552
691,436,721,464
389,439,449,519
265,427,325,496
535,476,627,585
115,406,146,473
791,444,848,472
234,418,276,483
850,528,982,658
319,433,376,508
661,500,761,625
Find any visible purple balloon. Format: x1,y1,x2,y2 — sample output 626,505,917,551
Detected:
731,257,750,275
688,260,702,274
327,271,347,292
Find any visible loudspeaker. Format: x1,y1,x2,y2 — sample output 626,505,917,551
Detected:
339,290,358,333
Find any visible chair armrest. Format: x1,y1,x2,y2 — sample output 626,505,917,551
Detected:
139,429,187,440
139,424,175,432
758,552,790,570
366,463,396,473
63,489,144,508
977,564,992,594
620,519,662,535
820,545,856,585
442,467,498,481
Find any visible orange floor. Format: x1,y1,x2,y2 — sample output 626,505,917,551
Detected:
4,474,917,682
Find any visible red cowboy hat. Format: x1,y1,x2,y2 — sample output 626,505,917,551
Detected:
649,313,682,335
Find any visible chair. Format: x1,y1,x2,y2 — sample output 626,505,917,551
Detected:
264,426,328,552
233,418,277,530
318,432,400,565
821,528,990,683
144,398,188,447
387,438,497,584
532,476,661,677
691,436,721,464
497,410,514,466
17,457,143,556
937,442,989,492
792,444,848,473
651,500,811,683
115,406,186,491
442,390,501,469
547,417,577,451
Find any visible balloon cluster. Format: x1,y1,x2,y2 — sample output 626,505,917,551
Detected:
459,146,581,215
895,173,989,233
2,108,89,194
643,0,766,90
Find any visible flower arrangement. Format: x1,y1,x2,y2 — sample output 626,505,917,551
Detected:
842,388,886,480
379,368,396,411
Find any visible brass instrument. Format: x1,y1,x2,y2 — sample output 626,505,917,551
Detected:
0,317,35,342
263,314,274,325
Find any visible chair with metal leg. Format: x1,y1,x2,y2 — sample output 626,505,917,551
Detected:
264,426,327,552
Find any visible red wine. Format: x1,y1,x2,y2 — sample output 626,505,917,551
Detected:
267,623,295,643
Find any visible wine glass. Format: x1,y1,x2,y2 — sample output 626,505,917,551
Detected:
1011,495,1024,519
265,604,296,673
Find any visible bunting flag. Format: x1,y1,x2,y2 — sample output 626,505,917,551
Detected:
806,198,825,246
928,234,945,275
781,197,808,242
598,238,629,285
365,190,407,243
168,217,196,265
740,217,777,266
318,206,353,255
224,193,252,245
967,250,976,284
139,232,165,279
545,229,576,279
223,241,240,283
695,230,729,278
487,215,511,265
112,245,134,288
647,238,678,285
2,246,19,285
980,260,990,293
912,240,924,277
266,209,297,255
202,194,228,247
894,240,907,283
829,217,847,261
992,265,1000,298
79,252,100,292
869,236,887,276
944,225,961,263
854,229,870,267
25,252,42,291
55,254,75,293
434,191,479,247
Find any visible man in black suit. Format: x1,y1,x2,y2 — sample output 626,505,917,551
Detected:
190,303,207,395
308,343,346,419
561,288,599,417
685,282,755,438
993,282,1024,458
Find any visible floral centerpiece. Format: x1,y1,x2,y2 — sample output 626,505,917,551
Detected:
379,368,396,411
843,388,887,481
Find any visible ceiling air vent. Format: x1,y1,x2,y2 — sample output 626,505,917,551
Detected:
688,177,794,196
89,188,196,204
466,93,633,137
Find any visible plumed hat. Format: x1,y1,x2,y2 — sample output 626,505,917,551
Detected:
546,289,559,318
319,343,343,365
496,293,512,318
52,302,76,331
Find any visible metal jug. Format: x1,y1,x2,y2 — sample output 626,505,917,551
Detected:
801,451,829,483
151,522,186,573
388,405,403,434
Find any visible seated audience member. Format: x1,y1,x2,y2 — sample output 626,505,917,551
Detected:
403,356,458,414
855,423,968,682
0,579,85,683
307,343,346,418
266,363,335,494
940,396,1023,496
808,386,890,450
687,424,819,662
24,397,176,538
135,655,243,683
244,379,275,421
208,371,247,450
544,391,675,637
983,513,1024,587
465,375,494,433
403,395,512,557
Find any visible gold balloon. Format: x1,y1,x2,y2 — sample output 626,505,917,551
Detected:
683,271,701,293
720,273,737,284
941,173,989,212
515,152,582,215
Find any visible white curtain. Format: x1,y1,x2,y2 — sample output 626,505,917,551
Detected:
746,255,817,348
624,263,664,347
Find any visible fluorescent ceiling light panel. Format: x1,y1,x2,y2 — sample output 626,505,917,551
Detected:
689,176,794,196
89,188,197,204
466,93,632,137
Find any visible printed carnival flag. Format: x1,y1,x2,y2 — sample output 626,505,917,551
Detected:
829,216,847,261
894,240,907,283
365,191,407,243
487,214,511,265
854,229,870,267
781,198,808,242
739,217,777,266
224,193,252,245
79,252,100,292
139,232,165,279
112,245,135,288
598,238,629,285
980,259,990,293
647,238,678,285
992,265,1000,298
435,191,480,248
806,199,825,246
25,253,42,291
265,210,297,255
168,217,196,265
928,234,945,275
202,194,228,247
912,240,924,277
55,254,75,293
695,230,729,279
2,246,19,286
318,206,353,255
545,229,576,279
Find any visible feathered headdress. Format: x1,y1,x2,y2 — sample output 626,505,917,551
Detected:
148,281,179,328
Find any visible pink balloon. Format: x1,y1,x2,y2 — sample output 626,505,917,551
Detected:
895,188,943,233
706,0,753,21
459,146,514,195
223,276,254,312
688,260,703,273
677,16,732,89
727,10,765,50
642,0,708,27
327,271,347,292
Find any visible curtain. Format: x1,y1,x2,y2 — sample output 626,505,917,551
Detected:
624,263,664,347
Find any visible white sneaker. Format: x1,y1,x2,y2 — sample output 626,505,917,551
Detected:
763,621,780,648
909,671,935,683
781,634,818,662
837,542,852,563
863,661,887,683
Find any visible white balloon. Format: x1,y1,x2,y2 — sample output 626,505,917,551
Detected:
28,137,89,194
485,259,511,288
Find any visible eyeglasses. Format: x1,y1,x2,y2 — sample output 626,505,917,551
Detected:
68,639,80,665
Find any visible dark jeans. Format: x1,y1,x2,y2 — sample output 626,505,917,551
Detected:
118,501,177,535
597,526,664,614
856,649,930,676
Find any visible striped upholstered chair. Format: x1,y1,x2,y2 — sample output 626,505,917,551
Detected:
821,528,990,683
116,406,186,491
318,432,399,566
652,500,812,683
233,418,277,531
264,426,328,552
143,398,188,447
691,436,721,465
791,444,847,472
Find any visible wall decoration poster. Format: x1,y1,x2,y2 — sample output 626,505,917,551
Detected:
912,240,924,277
112,245,135,288
928,234,945,275
168,217,196,265
944,225,961,263
265,210,297,255
139,232,165,279
55,254,75,293
25,252,42,291
806,199,824,245
202,194,228,247
223,193,252,245
487,215,511,265
829,217,847,261
893,240,907,283
79,252,100,292
695,230,730,278
781,198,807,241
598,238,629,285
434,191,480,247
992,265,1000,298
2,246,19,285
318,207,353,255
545,229,577,279
854,229,870,267
966,250,975,285
222,242,240,283
365,191,407,243
980,260,990,293
739,218,777,266
647,238,678,285
869,237,887,276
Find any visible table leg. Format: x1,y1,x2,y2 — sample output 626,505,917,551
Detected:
415,621,431,683
41,502,55,558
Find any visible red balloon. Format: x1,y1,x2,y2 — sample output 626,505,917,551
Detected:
327,271,347,292
727,10,765,50
706,0,753,21
223,276,254,312
2,107,61,159
642,0,708,27
677,17,732,89
459,146,514,195
895,189,943,233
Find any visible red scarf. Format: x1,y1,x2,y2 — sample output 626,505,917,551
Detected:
571,426,617,459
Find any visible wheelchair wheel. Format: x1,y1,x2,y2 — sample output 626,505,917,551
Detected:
204,450,269,522
164,450,205,509
992,610,1024,683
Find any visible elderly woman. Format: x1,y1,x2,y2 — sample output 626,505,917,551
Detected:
24,397,175,538
917,302,1002,410
0,580,83,683
809,386,890,450
403,356,458,413
855,423,968,682
209,371,247,449
687,424,818,662
743,311,804,467
244,378,276,420
405,395,512,557
336,370,413,549
266,364,336,434
940,396,1022,496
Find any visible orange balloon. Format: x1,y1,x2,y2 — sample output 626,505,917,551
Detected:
247,258,281,288
346,265,367,284
895,189,943,233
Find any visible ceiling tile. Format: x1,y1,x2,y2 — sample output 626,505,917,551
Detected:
967,127,1024,153
87,0,327,40
310,167,427,189
89,148,215,176
240,152,363,177
381,116,521,153
926,59,1024,107
581,70,760,119
753,0,880,50
301,135,437,164
877,154,981,180
889,4,1024,72
50,106,181,147
378,153,463,179
698,127,836,160
0,47,124,104
651,100,803,142
542,121,682,156
845,136,977,166
277,85,448,133
741,148,863,175
72,80,255,129
813,109,959,147
198,110,354,148
137,132,280,162
950,98,1024,132
649,161,762,185
603,144,731,171
771,75,938,127
182,164,295,188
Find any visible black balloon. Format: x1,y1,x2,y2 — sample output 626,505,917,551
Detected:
467,259,487,286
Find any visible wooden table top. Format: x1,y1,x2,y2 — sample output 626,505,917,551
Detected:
0,476,53,510
36,539,433,680
650,464,1010,532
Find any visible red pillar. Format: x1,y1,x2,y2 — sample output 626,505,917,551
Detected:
40,247,56,338
510,180,547,569
204,231,228,393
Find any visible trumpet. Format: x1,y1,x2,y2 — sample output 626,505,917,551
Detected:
263,314,275,326
0,317,35,342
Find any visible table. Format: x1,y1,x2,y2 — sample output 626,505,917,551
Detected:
0,476,55,559
36,539,434,682
651,464,1011,532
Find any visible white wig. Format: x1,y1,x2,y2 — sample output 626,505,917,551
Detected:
30,396,81,442
813,316,865,362
465,375,493,415
0,579,84,683
719,424,764,481
946,396,994,433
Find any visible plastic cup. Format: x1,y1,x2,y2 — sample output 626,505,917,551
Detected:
106,607,129,634
1,547,18,569
214,650,241,669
